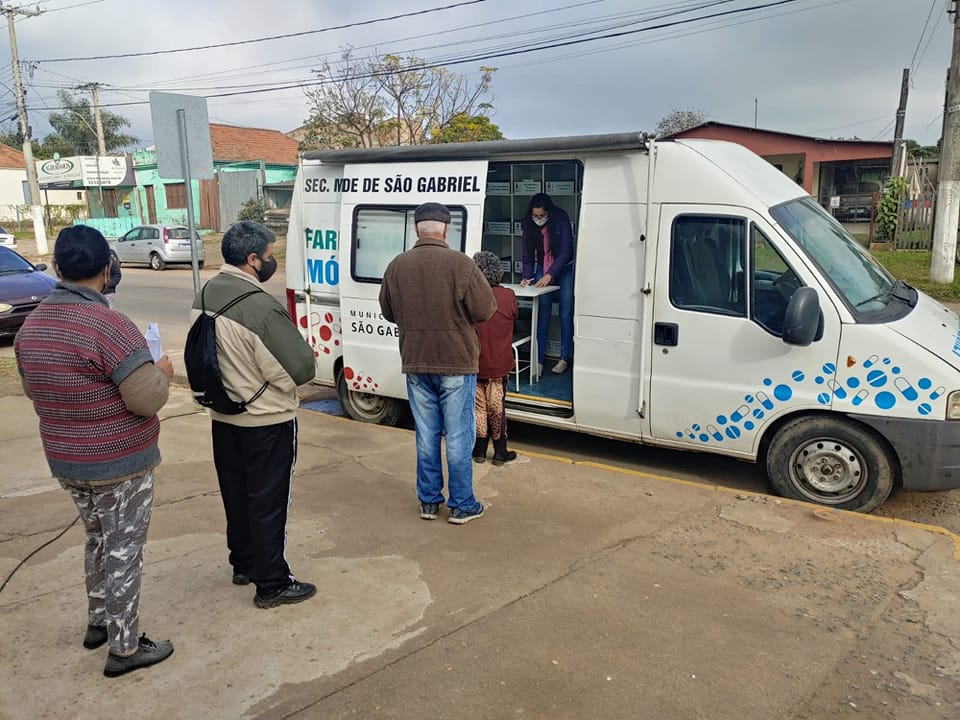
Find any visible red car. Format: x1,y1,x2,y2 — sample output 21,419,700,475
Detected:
0,246,57,337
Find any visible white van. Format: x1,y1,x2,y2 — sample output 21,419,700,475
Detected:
284,132,960,513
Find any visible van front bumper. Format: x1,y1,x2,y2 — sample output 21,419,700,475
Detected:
852,414,960,492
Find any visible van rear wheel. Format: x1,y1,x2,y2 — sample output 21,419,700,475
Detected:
765,416,895,513
336,369,406,426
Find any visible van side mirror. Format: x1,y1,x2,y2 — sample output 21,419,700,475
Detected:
782,287,821,346
34,263,47,272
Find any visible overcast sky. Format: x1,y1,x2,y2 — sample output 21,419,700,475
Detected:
3,0,951,150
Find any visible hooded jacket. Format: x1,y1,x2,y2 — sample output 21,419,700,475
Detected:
190,264,315,427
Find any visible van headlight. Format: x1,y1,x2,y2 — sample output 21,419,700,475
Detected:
0,303,11,313
947,391,960,420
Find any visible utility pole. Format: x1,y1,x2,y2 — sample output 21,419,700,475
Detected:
932,2,960,283
890,68,909,178
2,2,48,254
79,82,107,155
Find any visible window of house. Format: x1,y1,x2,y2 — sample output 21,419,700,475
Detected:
164,183,187,209
352,205,466,282
669,215,746,316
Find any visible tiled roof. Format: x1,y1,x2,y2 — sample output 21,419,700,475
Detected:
0,144,25,169
209,123,299,165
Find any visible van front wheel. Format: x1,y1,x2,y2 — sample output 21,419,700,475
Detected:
336,370,406,426
765,416,895,513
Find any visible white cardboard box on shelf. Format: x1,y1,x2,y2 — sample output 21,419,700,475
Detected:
514,261,522,274
484,221,511,234
513,179,542,194
513,221,522,235
486,182,511,195
545,180,575,194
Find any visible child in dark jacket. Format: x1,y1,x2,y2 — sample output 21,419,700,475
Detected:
472,251,519,465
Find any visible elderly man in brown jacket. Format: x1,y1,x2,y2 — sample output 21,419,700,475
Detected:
379,202,496,524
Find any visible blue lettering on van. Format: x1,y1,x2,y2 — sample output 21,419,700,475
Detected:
952,327,960,357
306,228,338,250
307,258,339,286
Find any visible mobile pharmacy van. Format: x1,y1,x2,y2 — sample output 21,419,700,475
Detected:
285,132,960,513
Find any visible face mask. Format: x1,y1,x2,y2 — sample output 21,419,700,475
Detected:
532,216,548,227
256,255,277,283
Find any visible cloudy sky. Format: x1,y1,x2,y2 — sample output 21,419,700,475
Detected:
4,0,951,149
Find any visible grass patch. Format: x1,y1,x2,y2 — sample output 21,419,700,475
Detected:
872,250,960,303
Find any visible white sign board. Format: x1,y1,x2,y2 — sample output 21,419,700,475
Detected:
149,91,214,180
38,155,130,188
830,196,840,208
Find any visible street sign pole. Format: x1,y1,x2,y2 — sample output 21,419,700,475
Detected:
176,109,201,295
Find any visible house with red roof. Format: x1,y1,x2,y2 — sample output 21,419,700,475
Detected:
117,123,300,233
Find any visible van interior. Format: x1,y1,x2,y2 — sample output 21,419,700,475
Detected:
480,160,582,416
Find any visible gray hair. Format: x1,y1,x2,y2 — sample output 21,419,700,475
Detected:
222,221,275,266
416,220,447,236
473,250,503,287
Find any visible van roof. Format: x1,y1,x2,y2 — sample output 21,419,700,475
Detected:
301,131,651,163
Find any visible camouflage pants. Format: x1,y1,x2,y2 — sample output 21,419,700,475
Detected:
61,470,154,655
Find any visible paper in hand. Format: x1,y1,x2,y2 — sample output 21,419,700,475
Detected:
145,322,163,362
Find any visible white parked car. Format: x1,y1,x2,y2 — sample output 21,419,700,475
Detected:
0,227,16,251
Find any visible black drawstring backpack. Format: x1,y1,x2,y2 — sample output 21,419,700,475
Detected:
184,286,268,414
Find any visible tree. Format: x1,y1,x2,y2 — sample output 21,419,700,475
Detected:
655,108,706,137
429,113,503,144
300,49,497,149
45,90,136,155
904,139,939,159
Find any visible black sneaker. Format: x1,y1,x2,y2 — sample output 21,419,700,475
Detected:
254,581,317,609
232,573,251,586
448,503,485,525
83,624,107,650
419,502,439,520
103,634,174,677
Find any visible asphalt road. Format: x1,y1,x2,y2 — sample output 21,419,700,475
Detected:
3,265,958,533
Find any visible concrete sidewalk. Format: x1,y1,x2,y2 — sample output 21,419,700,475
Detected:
1,389,958,719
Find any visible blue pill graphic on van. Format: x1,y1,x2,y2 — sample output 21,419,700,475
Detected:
846,377,860,389
699,433,709,442
753,408,765,420
821,363,836,375
867,369,887,388
692,423,701,431
756,392,775,411
827,379,847,399
852,389,869,407
918,403,932,416
744,394,753,403
918,377,932,390
930,386,945,400
792,370,804,382
730,404,749,422
894,377,918,401
863,355,880,369
763,378,772,387
817,393,831,404
726,426,741,440
707,424,724,441
875,392,896,410
744,421,755,430
676,432,683,438
773,384,792,401
716,415,727,425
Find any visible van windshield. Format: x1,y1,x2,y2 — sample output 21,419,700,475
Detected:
770,198,904,314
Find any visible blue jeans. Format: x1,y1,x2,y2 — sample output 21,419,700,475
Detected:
406,373,480,511
535,264,574,363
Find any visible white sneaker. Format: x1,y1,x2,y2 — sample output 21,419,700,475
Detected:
551,359,569,374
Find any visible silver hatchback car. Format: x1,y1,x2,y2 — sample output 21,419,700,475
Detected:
113,224,206,271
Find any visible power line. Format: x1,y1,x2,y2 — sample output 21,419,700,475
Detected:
30,0,491,63
28,0,811,110
910,0,939,75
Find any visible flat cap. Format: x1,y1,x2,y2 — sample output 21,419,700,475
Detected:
414,202,451,224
